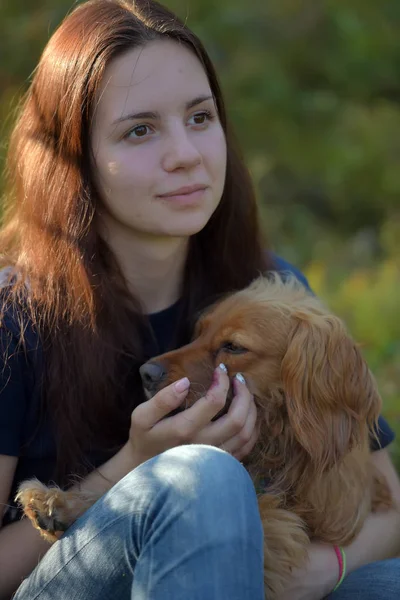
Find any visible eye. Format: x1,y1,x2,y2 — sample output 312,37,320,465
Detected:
125,124,153,140
188,110,215,127
221,342,248,355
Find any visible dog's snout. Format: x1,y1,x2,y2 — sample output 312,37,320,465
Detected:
139,361,167,390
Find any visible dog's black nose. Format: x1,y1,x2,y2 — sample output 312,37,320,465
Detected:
139,361,167,391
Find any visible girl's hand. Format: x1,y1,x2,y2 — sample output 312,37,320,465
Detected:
193,370,259,461
128,365,258,464
128,364,230,464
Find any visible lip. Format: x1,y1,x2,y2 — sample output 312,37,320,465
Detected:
158,184,208,197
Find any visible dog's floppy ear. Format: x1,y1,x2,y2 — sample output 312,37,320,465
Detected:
281,311,381,472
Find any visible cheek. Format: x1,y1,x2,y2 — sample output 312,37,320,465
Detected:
226,355,281,394
201,128,227,184
259,401,287,441
95,144,158,198
221,355,251,376
94,154,160,225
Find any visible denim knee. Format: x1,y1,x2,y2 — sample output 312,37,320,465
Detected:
132,444,263,549
99,443,262,549
144,444,257,504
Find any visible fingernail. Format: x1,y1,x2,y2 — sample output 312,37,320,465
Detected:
235,373,246,385
211,364,227,389
174,377,190,393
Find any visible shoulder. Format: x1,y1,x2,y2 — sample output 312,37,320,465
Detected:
267,252,313,293
371,415,396,452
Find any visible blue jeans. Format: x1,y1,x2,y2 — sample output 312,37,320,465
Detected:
13,445,265,599
328,558,400,600
13,445,400,600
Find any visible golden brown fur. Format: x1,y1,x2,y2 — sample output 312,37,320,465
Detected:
16,275,393,597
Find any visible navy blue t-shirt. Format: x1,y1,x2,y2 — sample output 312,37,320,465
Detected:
0,256,395,525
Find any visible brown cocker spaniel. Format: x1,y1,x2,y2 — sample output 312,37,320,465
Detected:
17,275,393,598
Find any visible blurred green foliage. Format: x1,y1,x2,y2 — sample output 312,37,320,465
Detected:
0,0,399,464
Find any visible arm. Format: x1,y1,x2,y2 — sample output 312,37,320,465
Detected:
0,446,140,600
0,455,50,600
280,448,400,600
0,440,153,599
0,518,52,600
344,448,400,569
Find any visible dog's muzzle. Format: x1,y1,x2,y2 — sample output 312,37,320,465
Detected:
139,360,167,397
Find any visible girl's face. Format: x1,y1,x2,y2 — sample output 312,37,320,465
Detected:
91,39,227,240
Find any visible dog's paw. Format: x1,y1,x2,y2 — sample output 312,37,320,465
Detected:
15,479,73,543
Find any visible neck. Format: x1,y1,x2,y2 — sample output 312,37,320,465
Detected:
100,218,189,314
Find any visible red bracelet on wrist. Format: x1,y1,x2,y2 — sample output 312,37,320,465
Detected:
333,545,346,591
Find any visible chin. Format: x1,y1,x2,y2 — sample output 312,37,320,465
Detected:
159,211,215,237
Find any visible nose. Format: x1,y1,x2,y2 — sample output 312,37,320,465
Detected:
162,126,202,172
139,361,167,391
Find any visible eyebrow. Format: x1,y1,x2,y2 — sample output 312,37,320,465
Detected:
111,94,214,125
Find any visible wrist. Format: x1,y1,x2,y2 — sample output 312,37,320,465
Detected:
325,545,342,595
120,441,144,470
75,442,144,497
303,543,341,597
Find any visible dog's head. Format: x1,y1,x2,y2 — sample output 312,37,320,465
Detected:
140,275,382,471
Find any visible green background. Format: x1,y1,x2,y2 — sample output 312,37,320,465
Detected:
1,0,399,466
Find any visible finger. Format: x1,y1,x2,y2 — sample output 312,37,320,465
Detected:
156,364,229,442
194,372,253,446
232,420,259,461
224,392,258,455
132,377,190,430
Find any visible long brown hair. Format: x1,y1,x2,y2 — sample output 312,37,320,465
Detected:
0,0,271,482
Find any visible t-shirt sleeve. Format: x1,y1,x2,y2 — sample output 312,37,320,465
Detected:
0,325,28,456
370,415,395,451
269,253,313,292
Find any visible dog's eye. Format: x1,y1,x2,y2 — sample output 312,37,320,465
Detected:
221,342,248,355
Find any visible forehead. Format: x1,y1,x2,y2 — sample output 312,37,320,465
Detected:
198,295,291,339
198,297,252,336
95,39,212,123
